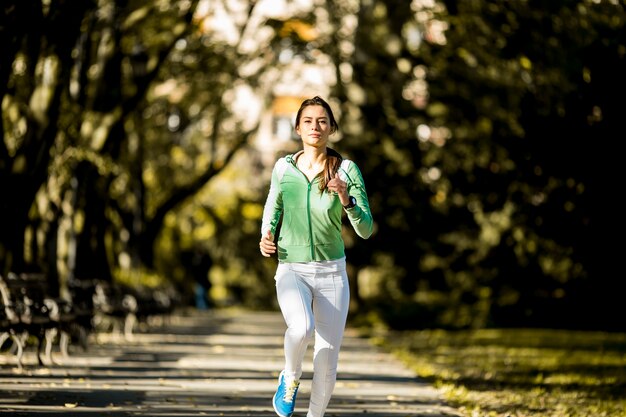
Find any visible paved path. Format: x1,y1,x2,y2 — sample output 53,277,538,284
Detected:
0,309,461,416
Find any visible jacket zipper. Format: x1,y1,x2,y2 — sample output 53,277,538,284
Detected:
307,181,314,260
290,157,316,260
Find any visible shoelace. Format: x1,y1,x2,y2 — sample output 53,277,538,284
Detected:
283,380,299,403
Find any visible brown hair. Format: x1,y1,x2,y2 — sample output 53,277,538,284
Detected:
295,96,342,192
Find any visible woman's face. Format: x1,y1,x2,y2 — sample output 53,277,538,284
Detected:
296,105,331,147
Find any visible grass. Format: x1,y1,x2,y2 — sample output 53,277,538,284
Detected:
369,328,626,417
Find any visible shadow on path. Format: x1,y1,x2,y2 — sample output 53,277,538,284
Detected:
0,308,461,416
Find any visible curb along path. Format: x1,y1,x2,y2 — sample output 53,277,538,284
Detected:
0,309,461,416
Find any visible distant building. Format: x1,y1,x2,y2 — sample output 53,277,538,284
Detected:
255,58,335,169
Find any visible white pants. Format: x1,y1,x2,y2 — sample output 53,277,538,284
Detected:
274,258,350,417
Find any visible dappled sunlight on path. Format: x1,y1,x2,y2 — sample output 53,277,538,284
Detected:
0,308,460,416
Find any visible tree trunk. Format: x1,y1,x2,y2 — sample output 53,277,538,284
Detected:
73,164,113,282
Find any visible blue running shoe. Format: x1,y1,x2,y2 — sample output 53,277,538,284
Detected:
273,370,300,417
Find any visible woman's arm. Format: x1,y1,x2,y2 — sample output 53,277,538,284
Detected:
261,159,284,238
342,161,374,239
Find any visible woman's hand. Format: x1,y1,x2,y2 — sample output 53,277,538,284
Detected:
327,173,350,206
259,230,276,257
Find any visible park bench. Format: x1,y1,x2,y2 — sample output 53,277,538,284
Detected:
92,280,139,339
0,273,108,369
130,285,179,328
0,275,26,368
64,278,101,351
91,281,180,337
0,272,67,368
1,272,181,367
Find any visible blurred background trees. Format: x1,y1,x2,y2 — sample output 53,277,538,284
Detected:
1,0,623,330
338,0,622,330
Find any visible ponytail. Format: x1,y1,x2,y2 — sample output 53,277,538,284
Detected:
319,148,342,193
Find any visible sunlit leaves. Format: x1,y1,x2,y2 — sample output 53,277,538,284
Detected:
380,328,626,417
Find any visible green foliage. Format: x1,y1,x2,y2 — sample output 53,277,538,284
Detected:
1,0,280,298
114,267,168,289
2,0,623,330
334,0,624,330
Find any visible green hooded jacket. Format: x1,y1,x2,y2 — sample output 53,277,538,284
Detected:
261,152,373,263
